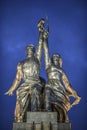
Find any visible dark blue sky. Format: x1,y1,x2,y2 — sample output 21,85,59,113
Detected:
0,0,87,130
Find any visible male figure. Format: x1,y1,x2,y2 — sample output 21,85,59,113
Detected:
43,30,81,122
5,19,45,122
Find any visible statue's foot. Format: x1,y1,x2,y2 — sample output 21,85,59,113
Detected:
15,116,23,123
17,119,23,123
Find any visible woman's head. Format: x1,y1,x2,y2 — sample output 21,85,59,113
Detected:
52,53,62,67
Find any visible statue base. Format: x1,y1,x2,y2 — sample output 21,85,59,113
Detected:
13,112,71,130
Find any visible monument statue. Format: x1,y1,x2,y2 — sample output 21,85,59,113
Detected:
5,19,45,122
43,29,81,122
5,18,81,130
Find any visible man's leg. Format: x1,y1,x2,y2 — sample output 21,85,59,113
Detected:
31,85,42,111
44,87,52,111
14,100,23,122
14,90,23,122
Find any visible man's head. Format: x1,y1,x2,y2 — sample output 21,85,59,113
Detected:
52,54,62,67
25,44,34,57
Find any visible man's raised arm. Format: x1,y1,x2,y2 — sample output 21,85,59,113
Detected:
35,19,45,63
43,30,51,69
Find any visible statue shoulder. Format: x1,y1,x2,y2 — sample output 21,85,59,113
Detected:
17,61,23,70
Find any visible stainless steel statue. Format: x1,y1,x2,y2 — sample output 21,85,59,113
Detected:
5,18,81,123
5,19,45,122
43,29,81,122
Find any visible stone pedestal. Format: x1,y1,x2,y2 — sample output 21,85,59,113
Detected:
13,123,26,130
27,112,57,123
13,112,71,130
